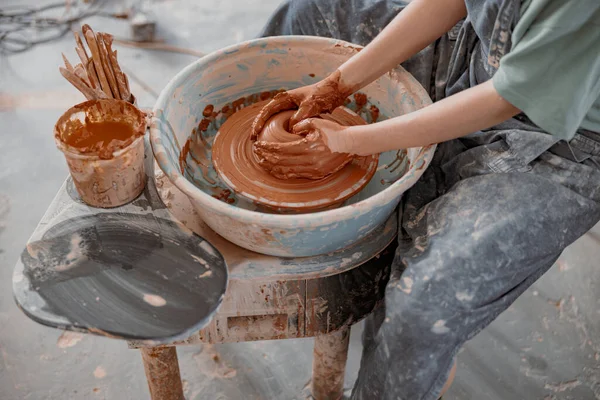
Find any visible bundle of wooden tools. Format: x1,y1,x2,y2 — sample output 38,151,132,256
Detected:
60,24,134,104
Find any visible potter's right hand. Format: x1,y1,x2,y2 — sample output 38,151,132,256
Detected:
251,70,351,140
293,118,359,155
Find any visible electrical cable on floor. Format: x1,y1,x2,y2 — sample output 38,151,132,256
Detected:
119,64,159,99
113,37,205,58
0,0,125,54
1,1,207,59
1,0,209,103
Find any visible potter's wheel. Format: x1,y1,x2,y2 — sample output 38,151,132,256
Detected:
212,102,379,212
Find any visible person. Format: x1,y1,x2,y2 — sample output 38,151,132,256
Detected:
251,0,600,399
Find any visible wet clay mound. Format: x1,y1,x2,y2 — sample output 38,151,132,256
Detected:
211,101,379,213
252,109,355,180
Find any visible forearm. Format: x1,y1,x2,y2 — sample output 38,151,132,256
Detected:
345,81,521,154
337,0,467,92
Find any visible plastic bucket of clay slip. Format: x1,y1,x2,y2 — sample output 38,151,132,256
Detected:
54,99,147,208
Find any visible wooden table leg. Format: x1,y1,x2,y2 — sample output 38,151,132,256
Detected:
140,347,184,400
312,327,351,400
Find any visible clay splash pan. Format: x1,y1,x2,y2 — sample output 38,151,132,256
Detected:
211,102,379,213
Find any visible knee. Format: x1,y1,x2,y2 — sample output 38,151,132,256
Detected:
385,229,521,336
382,269,477,342
387,252,483,316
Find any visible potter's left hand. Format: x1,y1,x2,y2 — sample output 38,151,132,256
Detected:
251,71,351,140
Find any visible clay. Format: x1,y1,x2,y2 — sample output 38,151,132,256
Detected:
179,93,286,205
212,101,379,212
61,119,137,160
54,99,147,208
179,118,217,186
55,100,146,159
353,93,367,112
251,109,357,180
202,104,214,117
369,104,380,123
251,70,354,138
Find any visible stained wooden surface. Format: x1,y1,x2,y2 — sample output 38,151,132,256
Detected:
141,347,185,400
129,243,395,347
126,165,396,347
312,328,351,400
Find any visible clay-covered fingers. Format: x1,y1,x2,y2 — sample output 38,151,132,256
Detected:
252,139,333,180
293,118,353,154
250,93,297,140
292,118,319,137
253,140,308,159
289,101,323,128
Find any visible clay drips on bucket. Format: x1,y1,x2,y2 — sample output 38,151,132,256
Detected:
61,119,137,160
54,99,147,208
55,100,146,160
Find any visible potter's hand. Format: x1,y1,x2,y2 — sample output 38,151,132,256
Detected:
292,118,367,156
295,81,522,155
251,0,469,141
252,121,355,180
251,70,351,140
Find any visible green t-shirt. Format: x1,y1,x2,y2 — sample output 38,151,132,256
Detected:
493,0,600,140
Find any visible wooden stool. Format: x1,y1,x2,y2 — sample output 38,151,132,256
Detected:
128,172,396,400
13,150,395,400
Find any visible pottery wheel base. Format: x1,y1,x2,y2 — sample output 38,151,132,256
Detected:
212,101,379,213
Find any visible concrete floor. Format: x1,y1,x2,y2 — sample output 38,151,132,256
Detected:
1,1,600,399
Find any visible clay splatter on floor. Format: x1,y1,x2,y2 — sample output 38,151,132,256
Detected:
194,344,237,379
93,366,106,379
57,331,85,349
